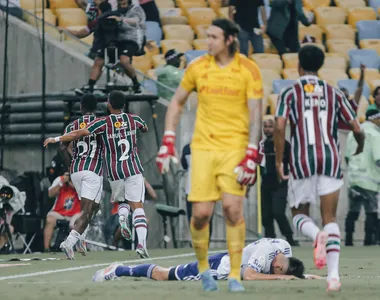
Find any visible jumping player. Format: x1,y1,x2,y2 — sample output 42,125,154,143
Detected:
156,18,263,292
45,94,103,259
274,45,365,292
92,238,321,282
44,91,150,258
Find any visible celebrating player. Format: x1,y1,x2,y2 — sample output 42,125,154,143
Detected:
56,94,103,259
93,238,323,282
44,91,150,258
274,45,365,292
156,18,263,292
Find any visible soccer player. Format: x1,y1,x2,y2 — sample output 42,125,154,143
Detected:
156,18,263,292
274,45,365,292
44,91,150,258
93,238,321,282
58,94,103,259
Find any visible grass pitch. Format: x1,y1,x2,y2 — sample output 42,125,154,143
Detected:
1,246,379,300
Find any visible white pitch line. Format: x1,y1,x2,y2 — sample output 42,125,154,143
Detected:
0,250,221,281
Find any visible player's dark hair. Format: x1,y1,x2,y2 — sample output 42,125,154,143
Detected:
108,90,125,110
286,257,305,279
373,86,380,98
80,93,97,113
298,45,325,73
212,18,240,55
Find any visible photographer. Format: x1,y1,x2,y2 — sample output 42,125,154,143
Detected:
43,172,81,252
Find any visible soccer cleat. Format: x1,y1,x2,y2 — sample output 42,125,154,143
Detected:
135,244,149,259
326,278,341,292
228,278,245,293
60,240,75,260
119,215,132,241
76,239,87,256
314,231,328,269
92,263,122,282
200,270,218,292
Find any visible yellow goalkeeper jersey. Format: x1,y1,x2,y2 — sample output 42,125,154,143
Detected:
180,52,263,150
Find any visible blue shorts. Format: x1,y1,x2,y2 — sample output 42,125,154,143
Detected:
168,253,227,281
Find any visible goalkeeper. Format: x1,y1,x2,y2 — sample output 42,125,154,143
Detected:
156,18,263,293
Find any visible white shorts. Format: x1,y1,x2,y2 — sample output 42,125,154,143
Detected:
109,174,145,203
287,174,344,209
71,171,103,204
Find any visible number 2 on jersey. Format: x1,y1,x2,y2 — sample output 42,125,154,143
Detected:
304,110,330,145
118,139,130,161
77,140,97,158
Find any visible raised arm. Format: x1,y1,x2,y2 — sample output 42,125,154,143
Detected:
44,128,91,147
353,64,365,104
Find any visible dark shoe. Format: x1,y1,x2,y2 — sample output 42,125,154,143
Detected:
133,83,142,94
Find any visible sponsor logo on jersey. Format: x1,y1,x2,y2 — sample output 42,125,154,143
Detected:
79,122,87,129
114,121,121,128
304,83,314,93
199,85,241,96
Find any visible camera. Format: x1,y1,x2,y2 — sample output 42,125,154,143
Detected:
0,185,13,212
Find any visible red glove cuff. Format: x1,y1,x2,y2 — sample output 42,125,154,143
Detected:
246,144,259,162
163,131,176,144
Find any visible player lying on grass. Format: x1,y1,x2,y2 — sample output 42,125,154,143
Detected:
93,238,322,282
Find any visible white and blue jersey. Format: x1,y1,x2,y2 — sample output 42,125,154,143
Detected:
168,238,292,281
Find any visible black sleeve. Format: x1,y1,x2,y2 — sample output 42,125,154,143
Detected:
181,144,191,170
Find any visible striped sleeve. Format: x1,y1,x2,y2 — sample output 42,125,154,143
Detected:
131,114,147,130
87,117,106,134
63,122,73,135
275,87,293,118
336,88,356,123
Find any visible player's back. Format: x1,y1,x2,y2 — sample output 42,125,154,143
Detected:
66,115,103,176
276,76,356,180
98,113,145,181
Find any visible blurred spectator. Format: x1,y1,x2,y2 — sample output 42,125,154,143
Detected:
138,0,160,24
368,86,380,111
339,64,366,130
47,148,72,184
345,108,380,246
259,116,297,245
43,172,81,252
228,0,267,55
155,49,184,100
0,0,22,19
266,0,312,55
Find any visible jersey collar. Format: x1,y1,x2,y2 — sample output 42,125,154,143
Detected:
299,75,320,81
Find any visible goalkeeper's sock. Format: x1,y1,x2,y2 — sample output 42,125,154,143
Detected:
226,219,246,281
115,264,156,279
324,222,340,281
293,214,320,241
190,220,210,273
65,230,81,248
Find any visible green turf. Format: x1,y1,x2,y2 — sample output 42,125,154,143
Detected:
1,247,379,300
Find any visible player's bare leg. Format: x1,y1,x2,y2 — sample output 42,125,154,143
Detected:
222,193,245,293
118,202,132,241
320,189,341,292
291,204,326,269
61,198,97,259
129,201,149,258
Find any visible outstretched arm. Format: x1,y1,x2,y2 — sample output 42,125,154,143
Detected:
248,99,262,147
242,267,297,281
44,128,91,147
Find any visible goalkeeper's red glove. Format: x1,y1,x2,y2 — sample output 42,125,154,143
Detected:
156,131,178,174
234,144,262,186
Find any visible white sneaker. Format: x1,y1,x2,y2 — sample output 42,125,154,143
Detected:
119,215,132,241
135,244,149,259
326,278,341,292
75,238,87,256
92,263,122,282
60,240,75,260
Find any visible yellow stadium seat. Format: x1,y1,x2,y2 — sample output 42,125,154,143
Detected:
360,39,380,56
348,7,377,28
159,8,187,25
322,56,347,71
24,9,54,24
159,8,183,16
65,26,94,45
49,0,78,12
300,42,325,52
318,69,349,87
178,0,207,12
194,24,209,39
303,0,330,11
161,39,193,54
335,0,366,13
282,53,298,69
144,41,160,57
193,39,208,50
251,54,283,74
218,7,229,18
20,0,46,10
357,95,369,122
56,8,87,27
26,12,57,27
161,16,188,25
349,68,380,81
133,56,153,74
282,69,299,80
298,24,323,43
261,69,282,86
378,7,380,17
152,54,166,68
327,39,357,60
267,94,279,115
209,0,222,12
147,69,158,80
163,25,194,41
315,7,346,28
155,0,175,8
369,79,380,93
324,24,355,42
187,8,216,29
